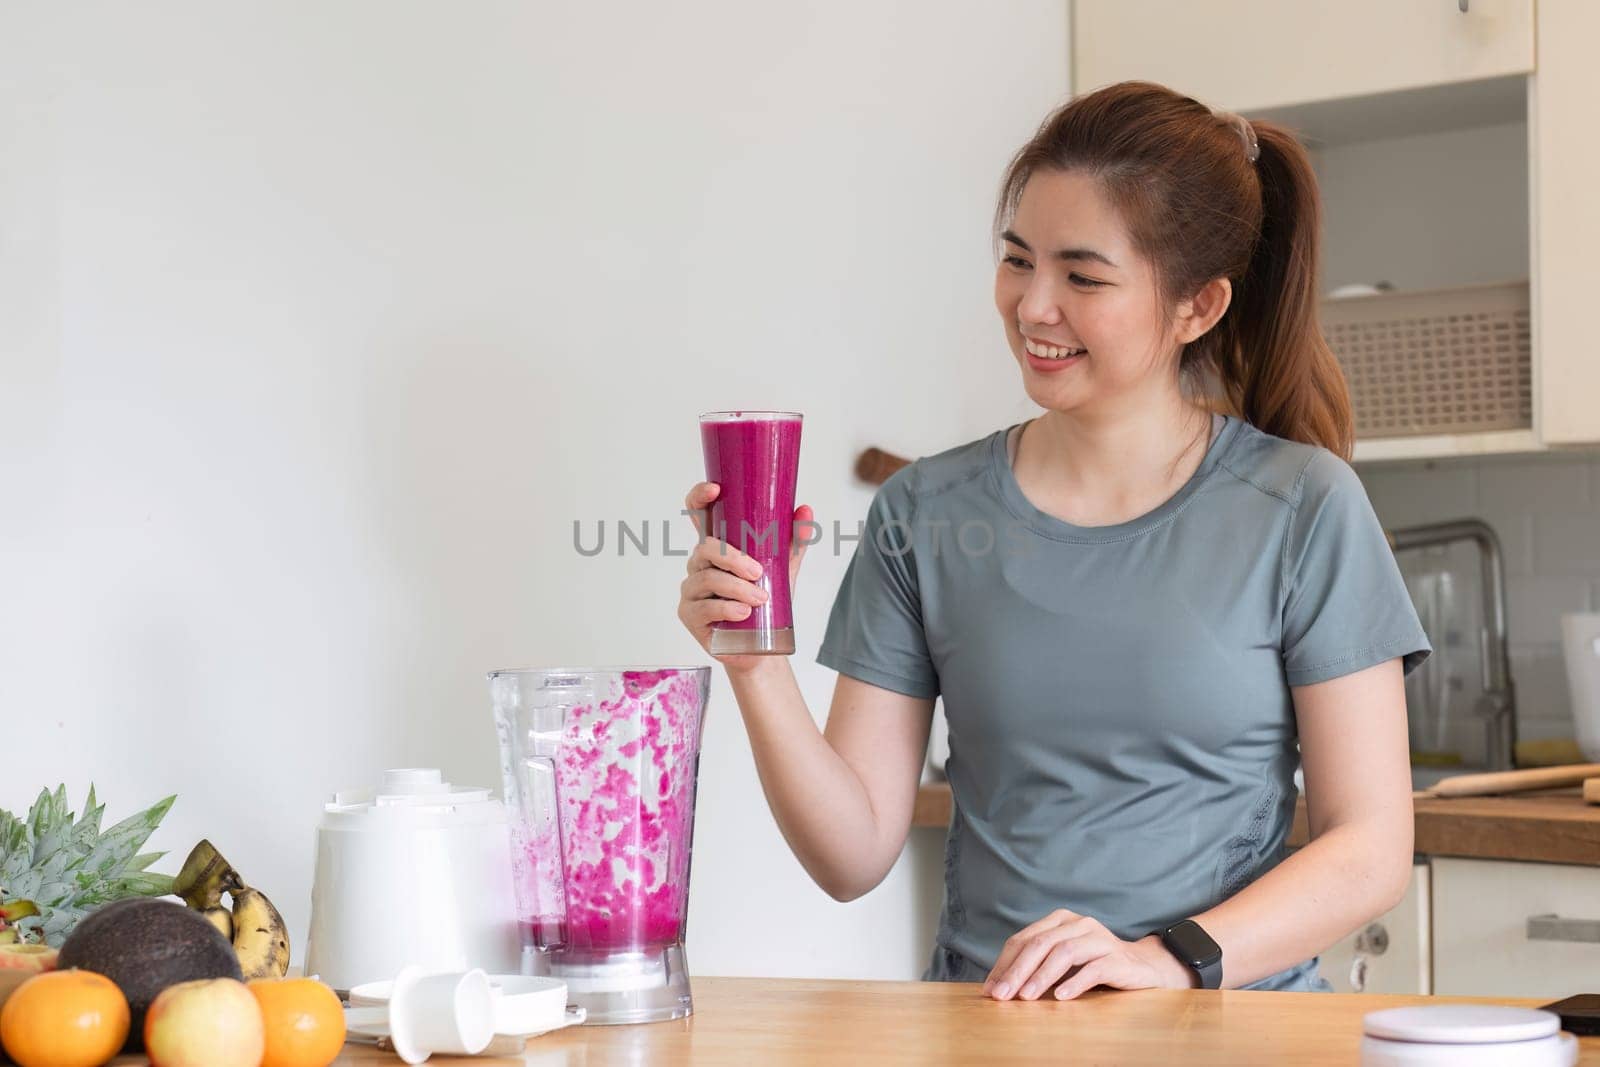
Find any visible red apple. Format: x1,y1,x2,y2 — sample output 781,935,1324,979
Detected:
143,977,264,1067
0,944,58,973
0,944,59,1016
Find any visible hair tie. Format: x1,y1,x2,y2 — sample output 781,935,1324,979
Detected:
1224,111,1260,164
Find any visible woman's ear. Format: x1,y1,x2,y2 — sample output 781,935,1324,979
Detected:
1174,278,1233,344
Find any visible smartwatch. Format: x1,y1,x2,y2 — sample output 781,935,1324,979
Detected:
1159,919,1223,990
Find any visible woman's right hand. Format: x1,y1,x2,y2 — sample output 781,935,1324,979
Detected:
677,482,813,673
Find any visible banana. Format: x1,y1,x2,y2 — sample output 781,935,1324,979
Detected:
173,841,288,978
0,900,39,923
1,898,38,943
230,885,290,979
173,840,240,909
199,905,234,941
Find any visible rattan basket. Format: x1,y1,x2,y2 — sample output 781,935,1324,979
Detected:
1321,281,1532,440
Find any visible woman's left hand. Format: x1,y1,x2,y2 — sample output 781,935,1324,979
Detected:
983,909,1197,1001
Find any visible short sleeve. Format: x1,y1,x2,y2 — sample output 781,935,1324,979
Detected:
816,464,939,699
1281,451,1431,686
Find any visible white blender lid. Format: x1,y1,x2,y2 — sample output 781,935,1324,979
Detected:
1363,1005,1560,1044
321,768,504,828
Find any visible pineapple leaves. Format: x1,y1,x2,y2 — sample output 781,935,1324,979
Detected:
0,812,30,883
0,785,178,945
114,872,176,896
87,794,176,880
69,784,105,853
27,785,70,866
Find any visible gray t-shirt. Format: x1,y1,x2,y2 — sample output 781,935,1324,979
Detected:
817,415,1429,991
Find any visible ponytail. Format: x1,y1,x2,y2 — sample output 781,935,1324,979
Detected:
1210,123,1354,459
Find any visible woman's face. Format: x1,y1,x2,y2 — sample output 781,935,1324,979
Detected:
994,169,1185,416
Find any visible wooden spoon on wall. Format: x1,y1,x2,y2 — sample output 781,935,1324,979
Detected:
856,447,912,486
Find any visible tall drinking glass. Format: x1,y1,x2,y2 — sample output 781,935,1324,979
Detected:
698,411,803,655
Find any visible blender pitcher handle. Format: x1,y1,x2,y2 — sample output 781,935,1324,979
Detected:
524,749,569,950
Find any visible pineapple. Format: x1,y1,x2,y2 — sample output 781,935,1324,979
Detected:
0,785,176,945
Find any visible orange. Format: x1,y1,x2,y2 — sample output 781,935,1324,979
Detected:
0,968,130,1067
249,976,346,1067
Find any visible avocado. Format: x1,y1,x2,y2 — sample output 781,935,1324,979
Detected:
57,897,242,1050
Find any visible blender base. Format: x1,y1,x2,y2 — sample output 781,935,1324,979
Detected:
710,626,794,655
524,943,694,1025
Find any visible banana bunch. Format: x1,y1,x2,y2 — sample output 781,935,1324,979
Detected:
172,840,290,979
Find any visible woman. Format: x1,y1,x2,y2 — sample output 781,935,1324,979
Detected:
676,81,1427,999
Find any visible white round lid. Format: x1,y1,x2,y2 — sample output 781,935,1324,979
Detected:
1363,1005,1560,1044
320,768,504,828
1361,1033,1577,1067
1362,1034,1578,1067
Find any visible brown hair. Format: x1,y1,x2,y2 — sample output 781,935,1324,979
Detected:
994,81,1354,459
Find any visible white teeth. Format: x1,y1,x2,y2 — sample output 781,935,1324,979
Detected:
1025,339,1085,360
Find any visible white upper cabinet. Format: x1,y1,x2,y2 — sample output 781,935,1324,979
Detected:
1069,0,1600,460
1072,0,1534,114
1528,2,1600,447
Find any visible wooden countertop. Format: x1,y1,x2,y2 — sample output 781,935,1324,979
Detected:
914,781,1600,865
318,977,1595,1065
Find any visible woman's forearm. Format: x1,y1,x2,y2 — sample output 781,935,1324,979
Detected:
1180,817,1412,989
724,657,895,900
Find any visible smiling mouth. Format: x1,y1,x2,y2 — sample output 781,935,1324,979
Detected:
1023,337,1087,360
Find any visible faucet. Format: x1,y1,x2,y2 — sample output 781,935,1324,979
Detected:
1385,519,1517,772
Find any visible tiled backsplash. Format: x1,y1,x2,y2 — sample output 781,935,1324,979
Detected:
1356,453,1600,743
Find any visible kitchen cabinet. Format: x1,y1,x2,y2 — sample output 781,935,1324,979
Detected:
1072,1,1534,116
1526,1,1600,449
1305,793,1600,996
1318,863,1432,995
1432,856,1600,998
1068,0,1600,460
1317,852,1600,998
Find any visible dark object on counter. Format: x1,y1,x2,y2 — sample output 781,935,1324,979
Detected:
1540,994,1600,1036
57,897,243,1051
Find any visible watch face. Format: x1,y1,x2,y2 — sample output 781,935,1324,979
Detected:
1165,920,1221,965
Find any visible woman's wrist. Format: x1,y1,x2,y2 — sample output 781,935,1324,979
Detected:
720,652,790,685
1134,934,1200,989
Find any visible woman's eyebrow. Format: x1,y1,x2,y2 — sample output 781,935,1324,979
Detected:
1000,229,1118,269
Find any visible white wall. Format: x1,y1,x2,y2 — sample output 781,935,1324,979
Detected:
0,2,1065,978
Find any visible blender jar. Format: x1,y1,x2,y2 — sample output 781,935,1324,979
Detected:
490,666,709,1025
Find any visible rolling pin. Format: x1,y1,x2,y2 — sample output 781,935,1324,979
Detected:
1425,763,1600,798
1584,778,1600,805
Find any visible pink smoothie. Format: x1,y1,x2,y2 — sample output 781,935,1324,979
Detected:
516,669,705,954
699,413,803,631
